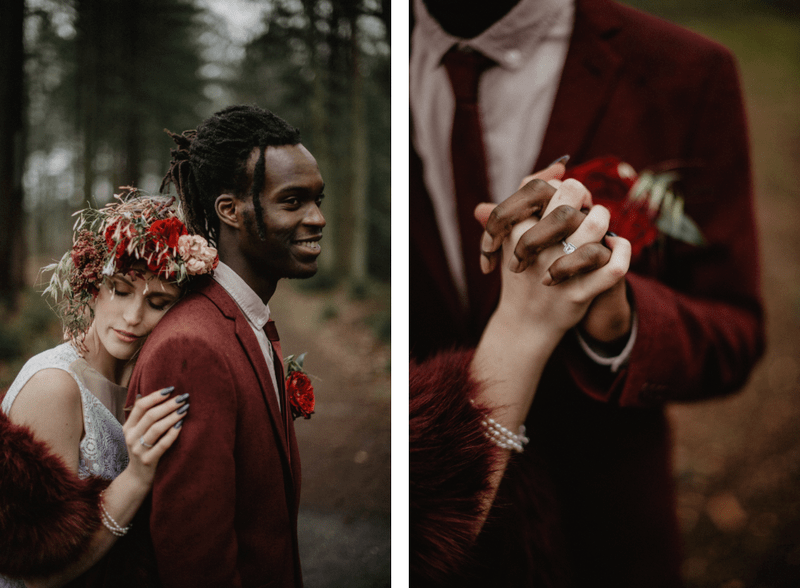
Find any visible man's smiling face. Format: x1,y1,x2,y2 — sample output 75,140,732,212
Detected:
239,144,326,281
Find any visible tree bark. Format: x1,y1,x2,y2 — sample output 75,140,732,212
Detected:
302,0,336,278
0,0,27,303
348,24,369,290
76,0,100,207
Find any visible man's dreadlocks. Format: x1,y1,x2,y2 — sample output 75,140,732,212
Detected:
161,105,301,246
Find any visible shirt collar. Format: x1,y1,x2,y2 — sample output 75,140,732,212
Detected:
413,0,573,71
213,261,271,330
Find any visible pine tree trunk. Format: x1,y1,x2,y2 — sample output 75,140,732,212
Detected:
0,0,27,303
348,29,369,290
76,0,100,207
307,0,335,277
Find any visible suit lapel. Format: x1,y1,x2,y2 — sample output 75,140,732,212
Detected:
535,0,624,170
200,280,295,485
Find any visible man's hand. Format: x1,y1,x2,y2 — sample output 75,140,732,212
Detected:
475,164,633,343
580,280,632,344
476,167,612,286
476,160,564,274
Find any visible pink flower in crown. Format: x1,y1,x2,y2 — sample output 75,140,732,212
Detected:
177,234,219,275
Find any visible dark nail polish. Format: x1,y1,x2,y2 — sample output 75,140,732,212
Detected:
548,155,570,167
177,403,190,415
606,231,617,237
175,393,190,404
160,386,175,396
174,419,184,429
136,394,142,400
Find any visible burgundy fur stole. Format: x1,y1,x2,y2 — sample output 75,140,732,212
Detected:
410,351,570,588
409,349,500,586
0,409,109,578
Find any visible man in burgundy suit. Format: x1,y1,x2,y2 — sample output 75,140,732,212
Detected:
126,106,325,587
410,0,764,586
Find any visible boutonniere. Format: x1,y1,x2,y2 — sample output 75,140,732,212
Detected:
563,156,705,261
285,353,315,420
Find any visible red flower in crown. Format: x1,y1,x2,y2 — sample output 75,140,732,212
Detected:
149,217,188,249
144,217,189,278
563,156,704,261
70,230,105,297
285,353,315,420
104,219,130,260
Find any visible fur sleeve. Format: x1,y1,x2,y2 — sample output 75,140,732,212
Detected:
409,349,500,585
0,409,109,578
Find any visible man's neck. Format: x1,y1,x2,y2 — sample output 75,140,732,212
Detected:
422,0,521,38
218,253,278,305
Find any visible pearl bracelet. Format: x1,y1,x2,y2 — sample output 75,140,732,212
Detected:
481,416,529,453
99,491,131,537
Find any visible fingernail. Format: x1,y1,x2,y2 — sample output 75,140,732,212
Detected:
174,419,184,430
606,231,617,237
160,386,175,396
175,393,190,404
542,272,554,286
481,231,494,253
548,155,570,167
177,403,190,415
508,256,522,273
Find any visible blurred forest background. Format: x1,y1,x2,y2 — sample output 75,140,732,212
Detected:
621,1,800,587
0,1,390,586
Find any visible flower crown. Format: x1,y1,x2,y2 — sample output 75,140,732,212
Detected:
43,188,219,343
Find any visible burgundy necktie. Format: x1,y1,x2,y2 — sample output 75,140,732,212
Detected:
443,46,497,327
264,319,294,468
264,319,288,418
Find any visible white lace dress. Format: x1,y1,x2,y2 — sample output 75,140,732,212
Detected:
0,343,129,587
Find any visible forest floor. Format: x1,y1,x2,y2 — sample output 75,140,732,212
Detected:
269,283,391,588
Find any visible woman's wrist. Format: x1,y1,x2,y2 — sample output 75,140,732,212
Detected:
484,304,565,360
110,467,151,510
471,309,563,420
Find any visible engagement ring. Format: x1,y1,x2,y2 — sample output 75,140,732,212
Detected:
562,240,576,254
139,436,154,449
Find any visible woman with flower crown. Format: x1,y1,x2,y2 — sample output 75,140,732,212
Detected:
0,191,219,587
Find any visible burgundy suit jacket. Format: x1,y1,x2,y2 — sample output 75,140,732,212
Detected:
411,1,765,586
127,277,302,588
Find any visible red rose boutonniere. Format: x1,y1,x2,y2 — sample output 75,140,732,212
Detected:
285,353,315,420
563,156,705,261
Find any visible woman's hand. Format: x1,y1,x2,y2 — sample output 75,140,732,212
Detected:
122,387,188,491
20,390,188,588
493,180,631,338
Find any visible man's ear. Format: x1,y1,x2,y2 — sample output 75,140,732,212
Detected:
215,194,241,229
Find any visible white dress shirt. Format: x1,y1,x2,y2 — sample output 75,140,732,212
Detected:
412,0,635,369
213,262,282,409
411,0,574,300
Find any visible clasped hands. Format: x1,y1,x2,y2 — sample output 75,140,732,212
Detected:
475,161,633,344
